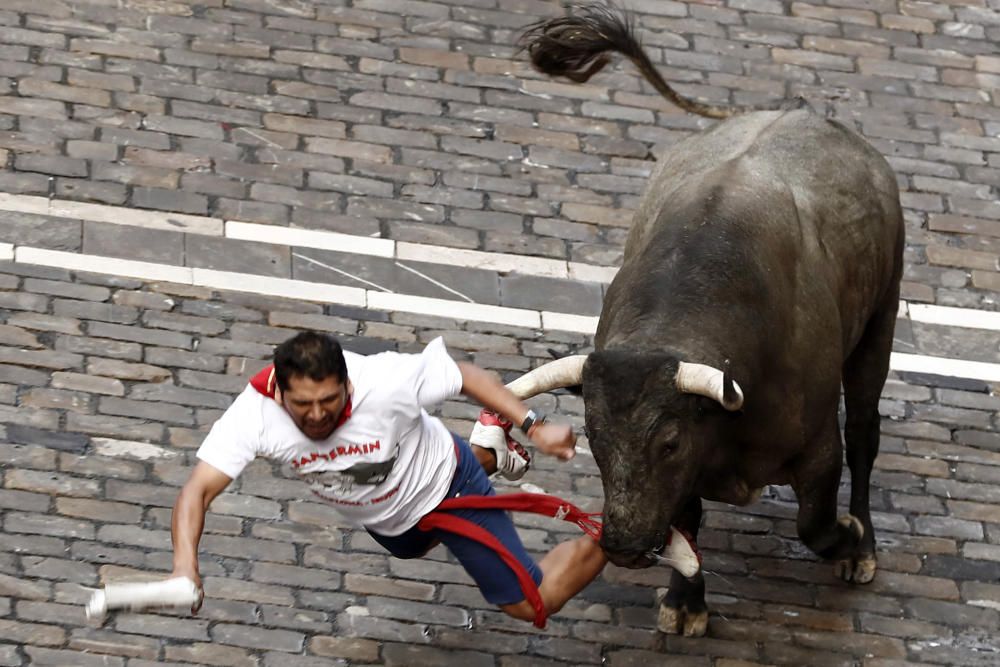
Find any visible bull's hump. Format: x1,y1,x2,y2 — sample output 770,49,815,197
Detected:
640,111,810,216
664,110,794,171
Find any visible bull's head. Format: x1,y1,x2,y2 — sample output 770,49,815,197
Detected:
508,350,742,568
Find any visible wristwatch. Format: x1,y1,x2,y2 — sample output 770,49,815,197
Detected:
520,409,546,434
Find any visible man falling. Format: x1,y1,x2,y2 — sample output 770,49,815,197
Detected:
170,330,607,623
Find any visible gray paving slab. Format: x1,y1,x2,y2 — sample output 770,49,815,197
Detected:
0,267,992,665
2,1,1000,665
185,235,291,278
500,273,604,316
892,316,918,354
292,248,501,305
912,322,1000,364
0,212,81,251
82,221,185,265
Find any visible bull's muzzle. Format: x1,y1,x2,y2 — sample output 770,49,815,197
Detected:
602,525,703,576
600,525,664,569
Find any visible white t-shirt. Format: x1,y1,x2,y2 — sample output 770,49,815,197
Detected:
196,337,464,536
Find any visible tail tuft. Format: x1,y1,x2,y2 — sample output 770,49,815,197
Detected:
519,3,803,119
520,4,640,84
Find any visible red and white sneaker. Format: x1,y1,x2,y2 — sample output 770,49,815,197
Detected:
469,409,531,481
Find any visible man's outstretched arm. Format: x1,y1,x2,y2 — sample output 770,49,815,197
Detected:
170,461,233,596
457,361,576,461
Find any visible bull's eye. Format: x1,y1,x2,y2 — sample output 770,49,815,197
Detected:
655,421,680,456
653,420,678,441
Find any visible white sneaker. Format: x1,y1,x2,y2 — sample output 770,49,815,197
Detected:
469,409,531,481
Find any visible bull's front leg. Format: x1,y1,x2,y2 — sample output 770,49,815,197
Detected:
791,419,864,561
657,496,708,637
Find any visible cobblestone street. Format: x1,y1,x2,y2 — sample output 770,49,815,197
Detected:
1,0,999,665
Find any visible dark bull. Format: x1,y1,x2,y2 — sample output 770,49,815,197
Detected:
504,5,904,637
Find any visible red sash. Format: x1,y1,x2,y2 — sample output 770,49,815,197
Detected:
418,493,602,628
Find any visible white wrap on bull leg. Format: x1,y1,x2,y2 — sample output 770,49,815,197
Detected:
651,527,702,579
85,577,202,623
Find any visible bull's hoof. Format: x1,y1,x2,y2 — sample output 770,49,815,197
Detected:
683,609,708,637
657,604,682,634
657,604,708,637
834,554,877,584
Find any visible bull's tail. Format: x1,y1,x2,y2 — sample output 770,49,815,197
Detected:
520,3,804,119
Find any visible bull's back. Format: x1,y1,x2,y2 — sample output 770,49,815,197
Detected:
624,109,903,348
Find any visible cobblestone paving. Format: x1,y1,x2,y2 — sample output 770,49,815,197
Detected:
0,262,999,666
0,0,998,308
1,0,1000,666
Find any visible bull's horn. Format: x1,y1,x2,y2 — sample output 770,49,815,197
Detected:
506,354,587,399
676,360,744,411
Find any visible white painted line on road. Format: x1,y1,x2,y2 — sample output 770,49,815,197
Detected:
541,311,599,334
0,193,224,235
52,200,223,236
16,247,193,284
907,303,1000,332
0,192,49,215
568,262,619,283
192,268,368,307
91,438,180,460
890,352,1000,383
15,193,1000,342
367,291,541,328
5,193,1000,345
395,241,572,279
0,243,13,262
0,193,606,281
9,243,1000,383
227,220,394,258
969,598,1000,612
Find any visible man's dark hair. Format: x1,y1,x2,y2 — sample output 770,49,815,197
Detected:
273,331,348,391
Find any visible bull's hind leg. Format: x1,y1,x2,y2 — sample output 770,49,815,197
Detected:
658,496,708,637
836,296,898,584
792,411,865,562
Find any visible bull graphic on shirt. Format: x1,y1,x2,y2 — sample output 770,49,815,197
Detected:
298,445,399,494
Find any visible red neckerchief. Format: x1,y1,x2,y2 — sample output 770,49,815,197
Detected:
250,364,279,398
250,364,353,429
334,394,353,429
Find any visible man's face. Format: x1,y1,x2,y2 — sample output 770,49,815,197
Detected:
281,374,349,441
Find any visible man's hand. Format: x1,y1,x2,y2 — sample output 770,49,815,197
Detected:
169,567,204,613
527,422,576,461
458,361,577,466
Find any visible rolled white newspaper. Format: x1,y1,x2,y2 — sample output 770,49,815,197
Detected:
649,527,702,578
85,577,202,621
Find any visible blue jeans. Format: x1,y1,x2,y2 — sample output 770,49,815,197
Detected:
368,434,543,606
